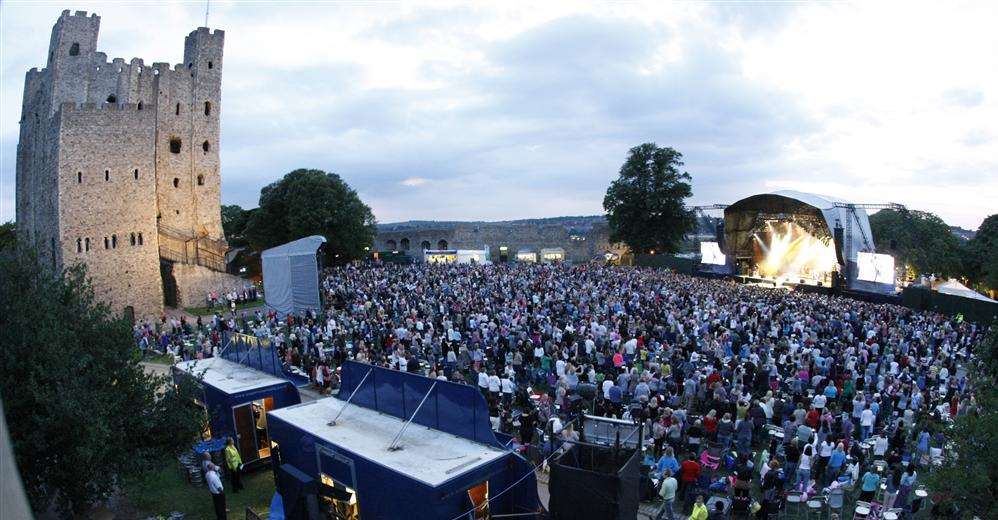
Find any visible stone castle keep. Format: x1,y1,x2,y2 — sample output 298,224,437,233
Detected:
16,10,244,318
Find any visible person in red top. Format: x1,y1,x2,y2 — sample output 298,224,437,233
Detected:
703,410,718,440
679,455,701,506
706,370,721,389
805,407,821,429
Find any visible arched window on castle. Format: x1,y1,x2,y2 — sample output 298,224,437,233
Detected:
77,238,82,253
138,233,143,245
111,235,117,249
137,102,143,110
69,43,80,56
106,94,116,103
400,238,410,251
204,101,211,116
77,171,82,183
421,240,431,251
169,138,182,154
173,178,180,188
197,175,205,186
175,103,181,115
202,140,210,153
130,233,136,246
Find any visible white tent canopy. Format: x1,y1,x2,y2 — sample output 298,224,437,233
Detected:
261,235,327,315
935,279,997,303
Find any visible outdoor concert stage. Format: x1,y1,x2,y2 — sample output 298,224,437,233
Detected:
698,190,900,296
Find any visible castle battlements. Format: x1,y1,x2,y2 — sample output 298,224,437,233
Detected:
59,9,99,20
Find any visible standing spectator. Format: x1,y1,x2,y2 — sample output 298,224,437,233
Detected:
205,463,227,520
223,438,243,493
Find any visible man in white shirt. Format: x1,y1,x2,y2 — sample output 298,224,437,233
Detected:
478,368,490,395
602,378,614,399
205,463,226,520
812,392,827,411
488,372,502,398
860,405,875,441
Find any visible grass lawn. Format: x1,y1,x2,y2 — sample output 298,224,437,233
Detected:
184,299,264,316
123,458,274,519
143,352,176,366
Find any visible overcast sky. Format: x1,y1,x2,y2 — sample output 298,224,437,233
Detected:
2,1,996,228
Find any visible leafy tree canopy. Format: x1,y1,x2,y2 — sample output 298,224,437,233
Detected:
603,143,695,255
0,247,205,515
0,221,15,251
221,204,255,248
966,214,998,291
244,169,377,260
869,209,965,278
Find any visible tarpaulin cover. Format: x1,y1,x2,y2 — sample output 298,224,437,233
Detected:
337,360,503,448
222,333,309,387
262,235,326,315
548,444,640,520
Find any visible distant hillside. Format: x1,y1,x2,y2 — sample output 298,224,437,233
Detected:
378,215,606,232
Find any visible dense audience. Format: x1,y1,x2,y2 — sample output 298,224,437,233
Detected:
135,262,985,519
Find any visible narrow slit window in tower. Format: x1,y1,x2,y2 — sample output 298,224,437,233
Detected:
104,237,109,249
204,101,211,116
197,175,205,186
173,178,180,188
85,238,90,251
77,238,82,253
134,168,139,180
137,102,143,110
202,140,209,153
175,103,180,115
77,172,82,183
130,233,136,246
105,169,109,181
208,61,213,69
138,233,143,245
169,138,182,154
69,43,80,56
112,235,117,249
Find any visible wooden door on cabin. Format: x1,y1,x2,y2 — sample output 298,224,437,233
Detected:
233,403,257,462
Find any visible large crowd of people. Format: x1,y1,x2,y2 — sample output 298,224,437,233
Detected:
135,262,986,519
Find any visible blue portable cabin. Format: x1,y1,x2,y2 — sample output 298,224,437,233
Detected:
173,356,302,466
267,361,543,520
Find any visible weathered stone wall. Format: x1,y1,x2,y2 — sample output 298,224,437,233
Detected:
15,10,231,318
172,263,250,309
376,219,620,263
56,102,163,319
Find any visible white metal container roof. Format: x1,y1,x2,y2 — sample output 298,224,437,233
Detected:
175,356,288,394
268,398,508,487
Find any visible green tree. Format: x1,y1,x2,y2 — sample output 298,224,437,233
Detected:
0,221,15,250
221,204,254,248
603,143,695,255
0,247,205,515
967,214,998,291
245,169,377,260
869,209,965,278
924,324,998,518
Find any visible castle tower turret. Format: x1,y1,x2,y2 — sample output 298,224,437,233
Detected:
45,10,101,115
